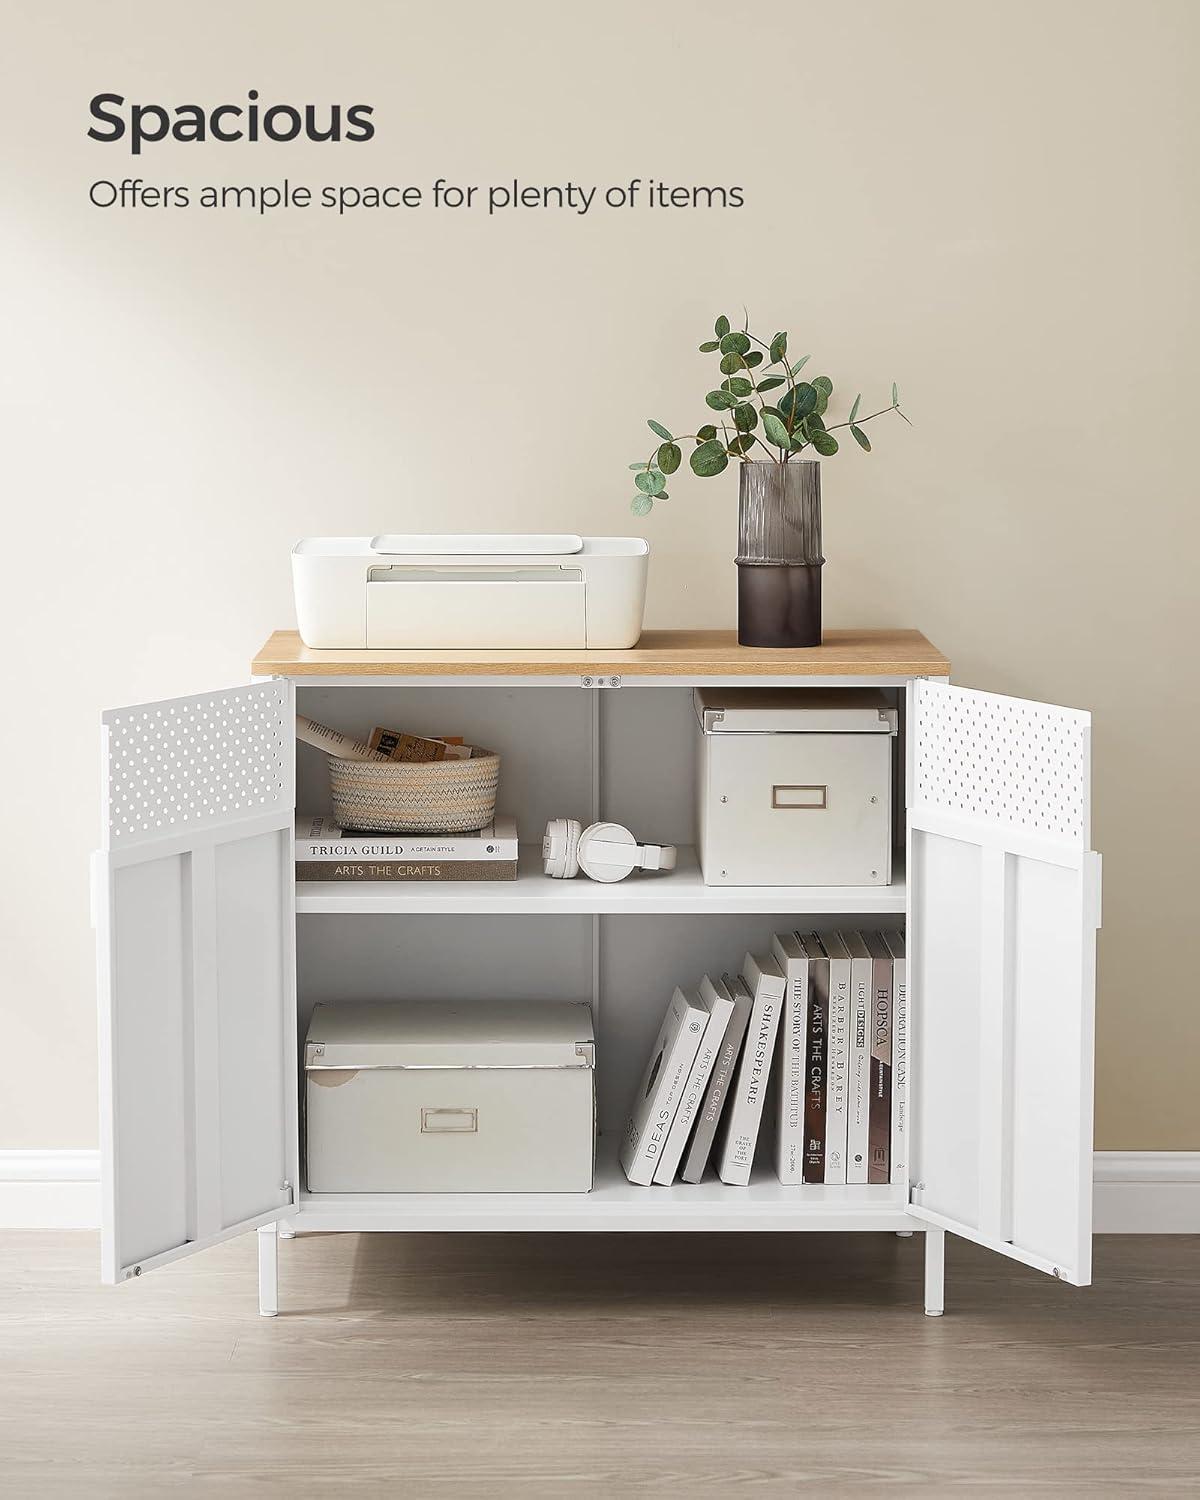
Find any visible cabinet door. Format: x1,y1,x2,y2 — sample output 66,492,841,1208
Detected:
907,680,1101,1285
95,680,296,1283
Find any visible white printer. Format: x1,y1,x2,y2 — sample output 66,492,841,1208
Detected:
291,534,649,650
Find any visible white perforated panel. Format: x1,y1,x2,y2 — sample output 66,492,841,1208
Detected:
912,680,1090,846
103,682,291,850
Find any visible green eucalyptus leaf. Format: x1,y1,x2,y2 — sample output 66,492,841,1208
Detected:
698,340,720,352
647,419,673,442
892,381,899,406
811,430,839,457
814,391,828,417
763,412,791,448
719,351,745,376
756,375,784,393
851,424,871,452
769,331,787,364
635,469,666,496
696,423,718,441
723,376,753,397
744,350,764,367
733,402,758,433
805,412,826,433
849,393,861,424
714,315,730,337
728,434,755,455
790,431,807,450
778,383,817,422
761,405,782,422
690,439,729,477
719,330,752,357
705,389,739,411
631,494,653,515
658,441,682,475
812,375,833,397
628,461,650,470
790,355,810,377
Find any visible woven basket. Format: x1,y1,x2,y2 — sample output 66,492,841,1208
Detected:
328,750,501,833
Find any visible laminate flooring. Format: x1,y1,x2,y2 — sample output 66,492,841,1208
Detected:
1,1231,1197,1496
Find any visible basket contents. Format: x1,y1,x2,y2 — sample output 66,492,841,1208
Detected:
296,715,500,834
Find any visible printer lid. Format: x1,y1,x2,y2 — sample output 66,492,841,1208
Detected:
370,533,584,556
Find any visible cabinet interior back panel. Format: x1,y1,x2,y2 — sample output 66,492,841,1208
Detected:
295,686,594,837
599,688,696,847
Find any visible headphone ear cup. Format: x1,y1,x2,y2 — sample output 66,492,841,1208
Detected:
542,817,582,879
576,822,638,883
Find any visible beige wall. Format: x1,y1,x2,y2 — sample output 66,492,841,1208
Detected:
2,0,1196,1150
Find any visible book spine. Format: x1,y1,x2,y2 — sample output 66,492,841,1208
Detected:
680,997,751,1184
802,963,828,1184
296,860,517,881
297,839,516,860
775,962,807,1186
846,957,871,1185
718,983,783,1186
890,956,907,1187
868,958,892,1185
653,1000,732,1185
824,960,851,1185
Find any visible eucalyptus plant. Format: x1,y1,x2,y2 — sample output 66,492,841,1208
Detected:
629,314,909,514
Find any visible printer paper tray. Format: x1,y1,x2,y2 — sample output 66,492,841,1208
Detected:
365,578,587,648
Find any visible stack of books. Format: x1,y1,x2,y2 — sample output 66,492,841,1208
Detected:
619,930,906,1188
295,814,518,881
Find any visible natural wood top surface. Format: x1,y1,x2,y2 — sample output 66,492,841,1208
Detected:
252,628,949,678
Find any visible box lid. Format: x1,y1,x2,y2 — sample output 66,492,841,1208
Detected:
305,1000,594,1070
694,687,898,735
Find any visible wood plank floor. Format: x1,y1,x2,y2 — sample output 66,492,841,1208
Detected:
1,1232,1198,1497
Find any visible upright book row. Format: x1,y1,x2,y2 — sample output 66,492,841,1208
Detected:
619,931,907,1189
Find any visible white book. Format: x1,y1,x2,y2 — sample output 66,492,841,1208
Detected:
679,975,754,1185
652,975,737,1185
842,931,873,1186
822,932,852,1185
771,931,809,1186
715,951,785,1186
885,930,907,1187
619,986,710,1186
295,814,517,860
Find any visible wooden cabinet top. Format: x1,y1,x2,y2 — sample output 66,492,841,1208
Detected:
252,628,949,679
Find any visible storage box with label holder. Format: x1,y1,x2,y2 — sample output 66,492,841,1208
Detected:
694,688,898,887
305,1000,596,1193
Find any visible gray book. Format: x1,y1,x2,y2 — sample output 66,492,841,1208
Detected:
680,974,754,1184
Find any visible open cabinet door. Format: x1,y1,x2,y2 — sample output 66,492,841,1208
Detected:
95,680,296,1283
907,680,1101,1285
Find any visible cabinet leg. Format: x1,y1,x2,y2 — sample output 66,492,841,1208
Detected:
924,1228,945,1316
258,1223,279,1317
278,1221,296,1240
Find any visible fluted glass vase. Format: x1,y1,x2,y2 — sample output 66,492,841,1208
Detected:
736,459,823,647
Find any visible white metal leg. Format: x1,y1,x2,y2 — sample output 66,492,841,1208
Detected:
924,1228,945,1316
257,1223,279,1317
278,1221,296,1240
895,1230,913,1237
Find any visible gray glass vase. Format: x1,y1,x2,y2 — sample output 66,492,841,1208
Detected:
736,459,823,647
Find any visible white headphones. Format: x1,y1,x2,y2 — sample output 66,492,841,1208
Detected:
542,818,678,883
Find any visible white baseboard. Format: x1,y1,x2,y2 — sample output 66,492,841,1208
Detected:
0,1149,1197,1233
0,1150,100,1229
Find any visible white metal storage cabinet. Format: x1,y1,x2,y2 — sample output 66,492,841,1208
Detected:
93,629,1101,1318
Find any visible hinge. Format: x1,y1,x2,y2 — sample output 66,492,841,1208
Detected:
581,675,621,688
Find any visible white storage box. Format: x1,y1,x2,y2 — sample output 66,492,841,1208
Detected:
292,534,649,649
694,688,898,887
304,1000,596,1193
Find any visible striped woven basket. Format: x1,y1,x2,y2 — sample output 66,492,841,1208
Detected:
328,750,501,833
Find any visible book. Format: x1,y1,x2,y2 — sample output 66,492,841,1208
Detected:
842,931,873,1186
652,975,738,1185
295,860,516,882
771,931,809,1186
295,814,517,858
884,930,907,1188
715,951,785,1186
620,986,711,1186
800,935,829,1185
822,932,852,1186
865,931,893,1185
680,974,753,1184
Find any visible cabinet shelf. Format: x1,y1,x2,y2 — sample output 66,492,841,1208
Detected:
294,845,907,916
294,1139,914,1234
